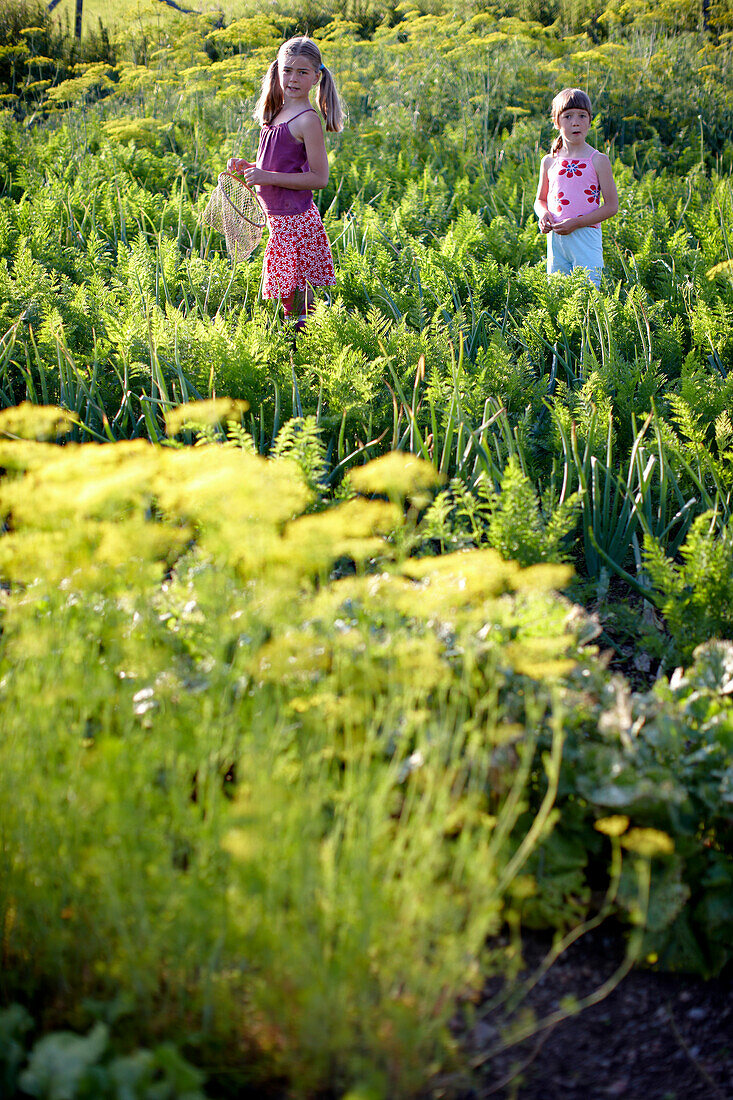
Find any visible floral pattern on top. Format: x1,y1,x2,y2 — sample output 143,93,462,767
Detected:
558,159,587,178
547,153,602,224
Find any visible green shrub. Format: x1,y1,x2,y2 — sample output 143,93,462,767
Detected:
546,640,733,975
486,456,580,566
0,1005,206,1100
643,512,733,661
0,422,603,1097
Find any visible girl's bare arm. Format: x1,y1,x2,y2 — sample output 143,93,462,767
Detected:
534,156,555,234
239,114,329,191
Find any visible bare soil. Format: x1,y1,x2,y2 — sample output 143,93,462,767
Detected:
467,928,733,1100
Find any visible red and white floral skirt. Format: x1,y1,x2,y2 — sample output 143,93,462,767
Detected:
262,203,336,300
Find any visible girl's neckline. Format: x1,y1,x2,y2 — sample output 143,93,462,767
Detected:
266,107,317,129
555,145,596,159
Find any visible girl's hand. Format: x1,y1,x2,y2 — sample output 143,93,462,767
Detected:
552,216,581,235
227,159,267,188
538,211,555,234
227,157,252,175
242,164,268,187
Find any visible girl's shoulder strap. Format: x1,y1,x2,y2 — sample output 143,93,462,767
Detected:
289,108,318,123
587,147,606,174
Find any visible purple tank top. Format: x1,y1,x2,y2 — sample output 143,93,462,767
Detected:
256,109,316,216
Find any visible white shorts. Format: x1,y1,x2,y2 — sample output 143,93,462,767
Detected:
547,226,604,287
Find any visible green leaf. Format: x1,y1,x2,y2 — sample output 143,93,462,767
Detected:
150,1044,206,1096
0,1004,33,1096
19,1023,108,1100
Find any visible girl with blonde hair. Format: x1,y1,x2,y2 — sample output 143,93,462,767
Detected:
228,37,344,331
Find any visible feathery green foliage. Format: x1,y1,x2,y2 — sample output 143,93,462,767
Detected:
0,428,631,1097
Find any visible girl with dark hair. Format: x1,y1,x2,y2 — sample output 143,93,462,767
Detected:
534,88,618,287
228,37,344,330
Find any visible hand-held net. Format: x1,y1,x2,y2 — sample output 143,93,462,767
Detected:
202,172,266,262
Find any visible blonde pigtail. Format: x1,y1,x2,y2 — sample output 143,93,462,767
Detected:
254,58,282,125
317,66,344,133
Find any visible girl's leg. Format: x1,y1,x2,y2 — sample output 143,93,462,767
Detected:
278,290,308,332
566,227,604,287
293,285,315,332
547,232,573,277
292,206,335,332
280,291,296,320
550,227,603,286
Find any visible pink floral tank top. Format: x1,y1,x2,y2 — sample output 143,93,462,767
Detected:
547,152,602,232
256,108,315,216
